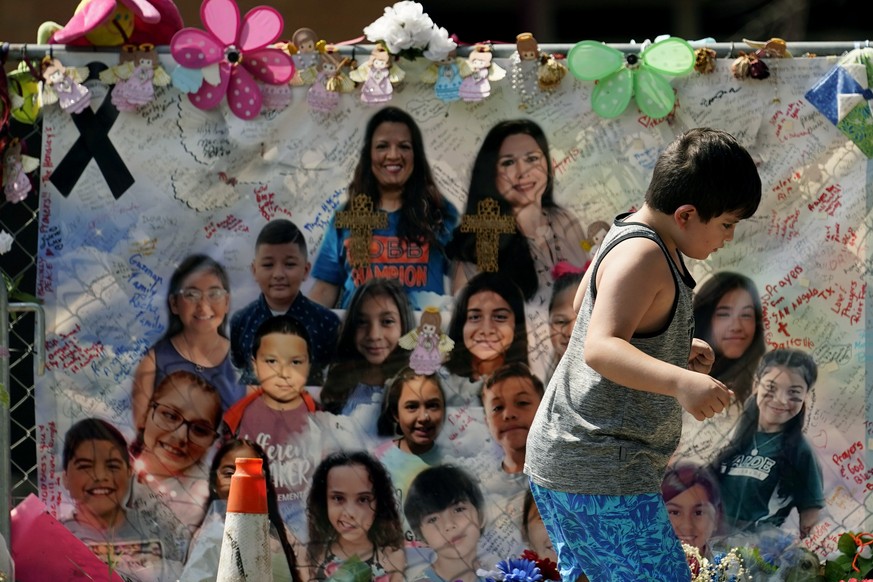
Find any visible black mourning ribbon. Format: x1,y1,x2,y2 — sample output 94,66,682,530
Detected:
50,62,134,199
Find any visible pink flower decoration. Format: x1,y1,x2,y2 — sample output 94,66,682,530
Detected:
170,0,295,120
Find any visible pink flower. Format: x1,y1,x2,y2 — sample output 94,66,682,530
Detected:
170,0,294,120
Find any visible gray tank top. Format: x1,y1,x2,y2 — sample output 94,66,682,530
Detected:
525,213,696,495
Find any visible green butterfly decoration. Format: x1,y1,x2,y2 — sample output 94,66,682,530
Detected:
567,37,695,119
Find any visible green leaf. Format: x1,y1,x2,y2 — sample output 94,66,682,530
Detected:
324,555,372,582
837,532,859,555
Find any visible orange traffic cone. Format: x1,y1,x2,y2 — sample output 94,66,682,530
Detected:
216,458,273,582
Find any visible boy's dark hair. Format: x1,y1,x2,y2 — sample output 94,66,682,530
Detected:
251,314,312,362
662,461,722,510
482,361,545,401
444,272,529,377
63,418,130,469
646,127,761,221
255,219,307,256
404,464,485,540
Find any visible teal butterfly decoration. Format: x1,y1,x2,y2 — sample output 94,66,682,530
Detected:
567,37,695,119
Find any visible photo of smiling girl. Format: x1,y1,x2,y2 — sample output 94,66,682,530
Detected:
709,349,824,539
129,370,221,539
304,450,406,582
439,272,529,407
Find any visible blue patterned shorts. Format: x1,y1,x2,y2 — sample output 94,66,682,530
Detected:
529,481,691,582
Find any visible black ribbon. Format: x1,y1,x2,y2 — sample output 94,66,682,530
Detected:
50,62,134,199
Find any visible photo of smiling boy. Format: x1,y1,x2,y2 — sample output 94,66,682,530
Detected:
222,314,320,503
405,464,490,582
230,219,340,385
61,418,180,581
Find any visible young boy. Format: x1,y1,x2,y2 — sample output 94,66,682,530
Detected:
230,219,340,385
525,127,762,582
223,315,319,499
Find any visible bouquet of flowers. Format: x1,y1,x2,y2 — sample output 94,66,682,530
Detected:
363,1,456,61
684,543,751,582
478,550,560,582
823,532,873,582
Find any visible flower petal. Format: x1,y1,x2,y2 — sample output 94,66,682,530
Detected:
171,28,224,67
243,48,295,84
188,62,231,110
239,7,283,51
201,0,240,46
227,66,263,120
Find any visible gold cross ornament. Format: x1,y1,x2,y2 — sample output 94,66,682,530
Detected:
335,194,389,268
460,198,516,272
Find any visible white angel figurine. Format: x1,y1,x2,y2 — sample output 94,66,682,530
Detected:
398,307,454,375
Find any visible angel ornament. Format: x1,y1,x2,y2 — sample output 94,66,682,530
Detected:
102,44,171,111
422,49,468,102
39,58,91,114
398,307,454,375
308,43,355,112
350,44,405,105
286,27,321,86
3,140,39,203
510,32,566,110
459,44,505,102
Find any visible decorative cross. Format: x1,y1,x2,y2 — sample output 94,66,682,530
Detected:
460,198,516,272
335,194,388,268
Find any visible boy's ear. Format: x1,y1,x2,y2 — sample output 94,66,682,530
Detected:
250,260,257,277
674,204,698,227
303,261,312,280
61,470,69,491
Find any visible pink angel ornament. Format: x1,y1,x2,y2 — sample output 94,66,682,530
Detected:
307,44,355,113
101,44,171,111
170,0,295,120
459,44,505,102
350,44,405,105
3,141,39,203
38,59,91,114
48,0,183,47
398,307,454,375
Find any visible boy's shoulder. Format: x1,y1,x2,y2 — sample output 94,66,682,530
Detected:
293,292,341,322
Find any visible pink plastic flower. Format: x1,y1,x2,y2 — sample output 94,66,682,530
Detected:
170,0,295,120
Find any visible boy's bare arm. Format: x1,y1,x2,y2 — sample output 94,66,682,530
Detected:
308,279,340,309
583,238,732,420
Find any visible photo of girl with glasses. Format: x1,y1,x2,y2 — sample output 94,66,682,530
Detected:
129,370,222,541
709,349,824,539
131,254,245,432
545,262,584,382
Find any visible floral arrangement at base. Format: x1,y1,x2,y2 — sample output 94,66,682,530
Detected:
478,550,560,582
684,543,751,582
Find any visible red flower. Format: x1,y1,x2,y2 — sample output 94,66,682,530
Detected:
521,550,560,581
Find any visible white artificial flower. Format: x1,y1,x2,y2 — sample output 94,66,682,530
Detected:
0,230,13,255
423,27,457,61
363,1,443,56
